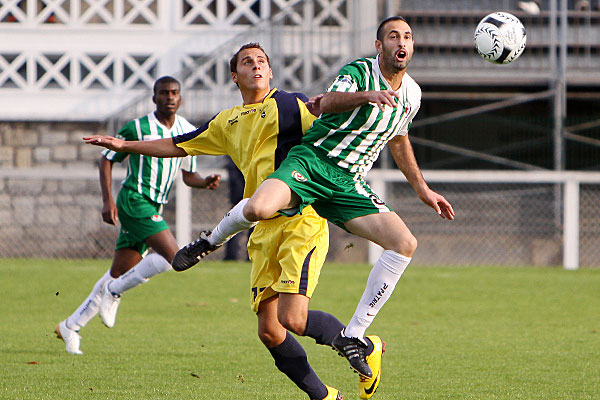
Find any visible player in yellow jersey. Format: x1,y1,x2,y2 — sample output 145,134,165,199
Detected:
84,43,361,400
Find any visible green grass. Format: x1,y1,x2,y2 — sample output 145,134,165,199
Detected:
0,260,598,399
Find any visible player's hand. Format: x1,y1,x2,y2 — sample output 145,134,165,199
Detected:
83,135,124,151
101,200,118,225
305,94,324,116
420,189,455,220
204,174,221,190
367,90,399,111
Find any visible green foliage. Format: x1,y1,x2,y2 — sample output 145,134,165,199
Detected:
0,260,598,399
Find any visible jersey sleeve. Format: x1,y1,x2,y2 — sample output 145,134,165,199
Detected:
297,97,318,133
172,114,228,156
179,156,197,173
326,59,366,94
102,120,136,163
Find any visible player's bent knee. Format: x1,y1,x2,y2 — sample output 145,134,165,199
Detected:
244,199,273,221
406,234,418,255
392,234,418,257
278,315,306,336
258,329,285,348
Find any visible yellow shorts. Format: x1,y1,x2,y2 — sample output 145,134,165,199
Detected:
247,205,329,312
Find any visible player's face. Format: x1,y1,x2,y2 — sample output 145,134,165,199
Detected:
153,82,181,116
376,20,414,72
232,48,272,92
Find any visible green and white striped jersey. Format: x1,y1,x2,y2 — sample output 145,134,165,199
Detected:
103,112,197,204
303,56,421,177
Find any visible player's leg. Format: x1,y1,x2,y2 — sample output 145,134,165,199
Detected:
267,207,344,345
99,230,176,327
327,211,411,381
343,211,415,339
210,178,299,245
55,248,140,354
307,178,408,381
56,269,114,354
277,293,344,346
172,178,299,271
96,247,144,328
257,296,334,400
251,218,341,400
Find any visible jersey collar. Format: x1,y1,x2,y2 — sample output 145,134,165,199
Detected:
244,88,277,107
150,111,177,133
373,54,403,92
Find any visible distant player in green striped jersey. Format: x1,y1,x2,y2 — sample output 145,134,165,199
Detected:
56,76,220,355
183,16,455,376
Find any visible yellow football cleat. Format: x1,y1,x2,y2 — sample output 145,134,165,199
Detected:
358,335,385,399
316,385,343,400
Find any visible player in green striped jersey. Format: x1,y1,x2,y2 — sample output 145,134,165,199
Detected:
56,76,220,355
179,16,455,378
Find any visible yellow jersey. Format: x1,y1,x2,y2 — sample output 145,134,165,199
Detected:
173,88,316,198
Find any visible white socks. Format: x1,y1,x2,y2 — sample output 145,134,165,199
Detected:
344,250,411,339
66,270,113,331
209,198,257,246
107,253,171,295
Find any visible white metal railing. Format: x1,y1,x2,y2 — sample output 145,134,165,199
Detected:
2,1,598,121
0,0,364,121
2,167,599,268
367,169,600,269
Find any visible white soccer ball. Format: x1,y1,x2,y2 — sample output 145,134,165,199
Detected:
474,12,527,64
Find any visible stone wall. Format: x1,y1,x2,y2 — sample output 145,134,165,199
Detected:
0,121,370,261
0,121,108,169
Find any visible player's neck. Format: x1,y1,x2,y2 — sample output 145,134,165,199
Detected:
379,60,406,91
241,87,271,105
154,111,176,129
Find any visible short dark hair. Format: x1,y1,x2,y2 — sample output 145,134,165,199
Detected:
229,43,271,73
376,16,409,41
153,76,180,96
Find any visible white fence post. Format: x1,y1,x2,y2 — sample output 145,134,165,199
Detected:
367,178,386,265
563,179,580,270
175,174,192,247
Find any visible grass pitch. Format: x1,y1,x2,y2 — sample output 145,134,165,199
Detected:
0,259,598,399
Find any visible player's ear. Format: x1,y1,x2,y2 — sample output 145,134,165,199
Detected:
231,71,238,84
152,94,157,105
268,68,273,80
375,39,383,55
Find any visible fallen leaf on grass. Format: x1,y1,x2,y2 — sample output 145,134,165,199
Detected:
27,361,41,365
185,302,208,307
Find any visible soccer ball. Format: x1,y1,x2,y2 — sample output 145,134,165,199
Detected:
474,12,527,64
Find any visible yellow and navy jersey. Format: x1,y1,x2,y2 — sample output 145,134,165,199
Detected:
173,88,316,198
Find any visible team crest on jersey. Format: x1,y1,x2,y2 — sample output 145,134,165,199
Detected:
151,214,163,222
369,194,386,207
291,170,307,182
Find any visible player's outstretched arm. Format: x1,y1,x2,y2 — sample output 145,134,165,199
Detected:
388,134,455,220
83,135,187,158
320,90,399,113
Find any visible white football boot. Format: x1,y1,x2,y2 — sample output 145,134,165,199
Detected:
55,320,83,355
99,281,121,328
